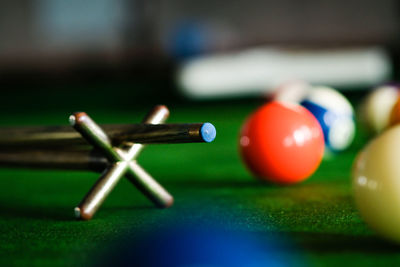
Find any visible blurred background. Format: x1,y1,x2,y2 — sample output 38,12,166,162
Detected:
0,0,399,110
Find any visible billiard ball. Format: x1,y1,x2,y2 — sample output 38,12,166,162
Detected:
359,85,400,134
352,125,400,243
301,86,355,152
239,101,324,184
389,95,400,127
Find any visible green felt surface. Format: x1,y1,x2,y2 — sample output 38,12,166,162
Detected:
1,100,400,266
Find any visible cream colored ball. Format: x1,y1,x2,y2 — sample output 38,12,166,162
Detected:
353,125,400,243
360,86,399,134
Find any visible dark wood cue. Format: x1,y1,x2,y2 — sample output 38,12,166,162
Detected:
0,149,108,171
0,123,216,148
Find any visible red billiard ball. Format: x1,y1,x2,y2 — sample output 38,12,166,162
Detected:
239,101,325,184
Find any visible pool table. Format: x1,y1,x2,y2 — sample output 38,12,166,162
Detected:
0,92,400,266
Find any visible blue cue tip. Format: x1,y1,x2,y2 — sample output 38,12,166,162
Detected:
200,123,216,143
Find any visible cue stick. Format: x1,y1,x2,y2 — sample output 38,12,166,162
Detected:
0,123,216,148
0,149,108,171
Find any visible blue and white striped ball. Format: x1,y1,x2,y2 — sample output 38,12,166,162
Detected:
301,86,355,152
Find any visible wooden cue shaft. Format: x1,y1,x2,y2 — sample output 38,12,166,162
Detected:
0,123,216,148
0,149,108,171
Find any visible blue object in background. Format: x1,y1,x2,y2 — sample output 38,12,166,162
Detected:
102,224,297,267
168,21,209,60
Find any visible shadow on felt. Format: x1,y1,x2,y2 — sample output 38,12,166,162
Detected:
164,177,272,189
164,176,347,192
0,201,154,221
0,202,73,221
288,231,400,253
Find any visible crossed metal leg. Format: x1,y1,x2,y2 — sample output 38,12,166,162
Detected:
69,106,173,220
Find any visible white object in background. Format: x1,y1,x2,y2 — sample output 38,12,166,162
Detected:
178,47,391,99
